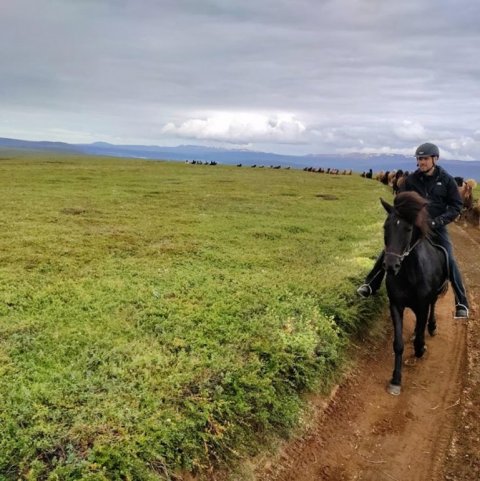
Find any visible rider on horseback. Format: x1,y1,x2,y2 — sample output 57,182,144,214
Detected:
357,142,470,319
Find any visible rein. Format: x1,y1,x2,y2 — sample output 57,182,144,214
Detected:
385,238,422,262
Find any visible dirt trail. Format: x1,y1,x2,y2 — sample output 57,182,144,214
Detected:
254,223,479,481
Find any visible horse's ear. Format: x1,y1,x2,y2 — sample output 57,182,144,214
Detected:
380,197,393,213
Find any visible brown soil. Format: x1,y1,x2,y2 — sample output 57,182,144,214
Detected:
248,223,480,481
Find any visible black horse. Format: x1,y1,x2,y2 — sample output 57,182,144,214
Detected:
381,191,449,395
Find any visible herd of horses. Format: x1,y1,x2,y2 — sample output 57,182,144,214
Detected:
303,167,353,175
184,159,479,227
185,160,218,165
185,160,356,174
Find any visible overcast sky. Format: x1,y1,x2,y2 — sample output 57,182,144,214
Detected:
1,0,480,159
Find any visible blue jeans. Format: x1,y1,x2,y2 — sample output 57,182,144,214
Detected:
431,226,469,307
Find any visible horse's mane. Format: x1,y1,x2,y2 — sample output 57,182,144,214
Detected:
393,191,430,236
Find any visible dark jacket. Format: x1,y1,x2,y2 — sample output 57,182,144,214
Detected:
401,165,463,226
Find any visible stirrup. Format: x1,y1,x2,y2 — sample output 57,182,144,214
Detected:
454,304,469,319
357,284,372,298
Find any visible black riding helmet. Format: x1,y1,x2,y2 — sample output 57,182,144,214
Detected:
415,142,440,158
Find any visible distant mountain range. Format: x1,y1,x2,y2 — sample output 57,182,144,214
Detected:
1,136,480,181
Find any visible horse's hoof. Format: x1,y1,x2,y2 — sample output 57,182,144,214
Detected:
428,327,437,337
415,346,427,358
388,383,401,395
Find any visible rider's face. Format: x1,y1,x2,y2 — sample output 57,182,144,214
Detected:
417,155,435,174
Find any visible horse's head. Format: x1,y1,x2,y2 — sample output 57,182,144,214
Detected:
380,192,429,275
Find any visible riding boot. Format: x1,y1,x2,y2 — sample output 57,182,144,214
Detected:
451,261,469,307
450,259,469,317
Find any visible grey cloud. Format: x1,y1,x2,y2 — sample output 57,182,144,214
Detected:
1,0,480,158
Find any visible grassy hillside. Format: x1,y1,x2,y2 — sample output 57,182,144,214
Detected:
0,152,390,480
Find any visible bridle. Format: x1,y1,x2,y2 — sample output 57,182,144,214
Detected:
384,237,421,262
384,211,423,264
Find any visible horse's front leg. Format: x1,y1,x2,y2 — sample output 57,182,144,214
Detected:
389,303,404,395
414,304,430,358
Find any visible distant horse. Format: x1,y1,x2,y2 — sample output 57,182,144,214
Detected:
454,176,464,187
394,171,409,194
458,178,477,211
470,199,480,227
391,169,404,194
387,170,397,186
381,191,449,395
380,170,390,185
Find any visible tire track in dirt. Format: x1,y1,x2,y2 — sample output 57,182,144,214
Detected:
255,224,477,481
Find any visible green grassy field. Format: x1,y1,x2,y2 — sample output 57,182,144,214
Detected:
0,151,390,480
